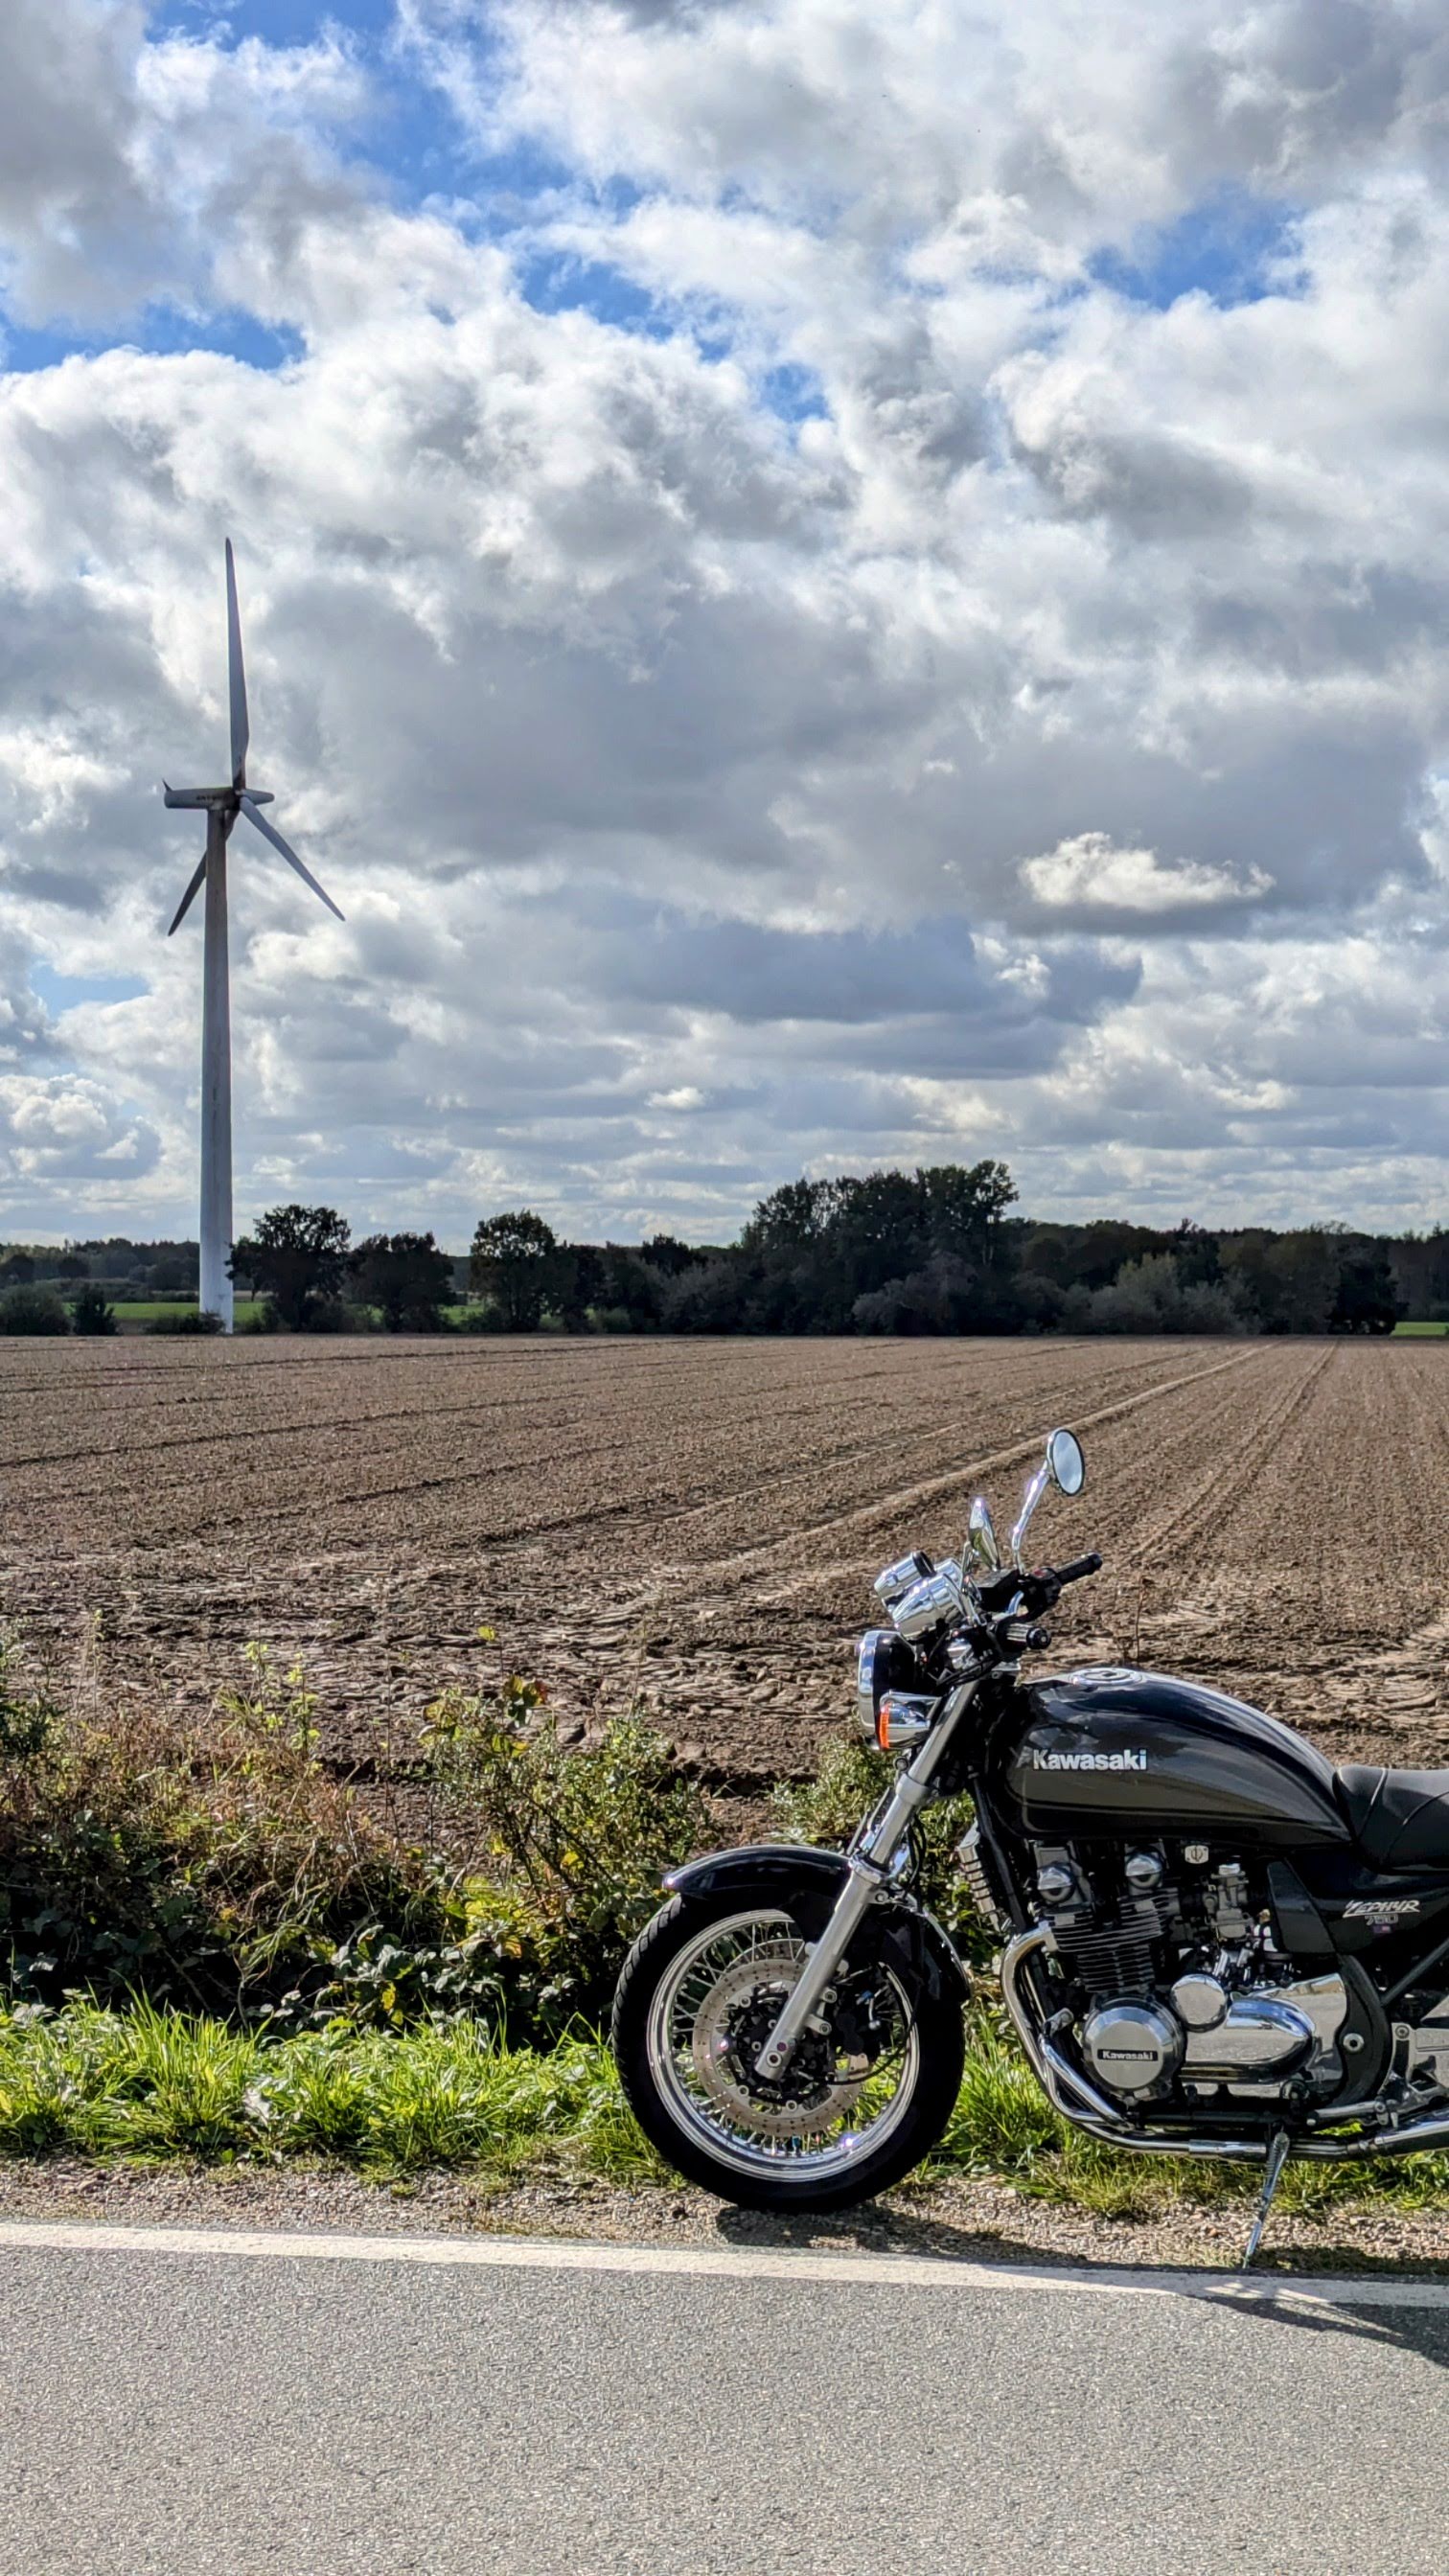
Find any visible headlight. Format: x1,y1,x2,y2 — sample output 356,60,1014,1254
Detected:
856,1627,922,1737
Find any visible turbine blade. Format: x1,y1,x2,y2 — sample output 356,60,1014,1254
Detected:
168,852,208,935
225,538,249,790
238,792,344,922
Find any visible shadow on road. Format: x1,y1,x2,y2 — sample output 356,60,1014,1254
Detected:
708,2198,1449,2371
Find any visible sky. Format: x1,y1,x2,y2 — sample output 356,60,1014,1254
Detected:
4,3,1449,1247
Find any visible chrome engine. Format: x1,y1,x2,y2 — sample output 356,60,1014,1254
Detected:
1034,1843,1349,2107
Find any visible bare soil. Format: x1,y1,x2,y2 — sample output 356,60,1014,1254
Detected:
3,1334,1446,1789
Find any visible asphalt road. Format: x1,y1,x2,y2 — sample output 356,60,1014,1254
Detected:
3,2224,1449,2575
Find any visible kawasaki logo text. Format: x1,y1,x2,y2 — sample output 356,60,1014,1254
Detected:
1028,1749,1148,1772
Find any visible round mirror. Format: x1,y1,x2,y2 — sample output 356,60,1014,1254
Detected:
1046,1427,1086,1496
967,1497,1000,1573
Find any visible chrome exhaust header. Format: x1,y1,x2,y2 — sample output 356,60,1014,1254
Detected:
997,1922,1449,2167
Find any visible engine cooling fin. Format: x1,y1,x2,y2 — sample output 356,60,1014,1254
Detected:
1052,1892,1162,1997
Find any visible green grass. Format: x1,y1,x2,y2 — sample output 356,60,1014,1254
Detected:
5,2001,1448,2215
0,2004,658,2179
1394,1320,1449,1337
109,1299,264,1325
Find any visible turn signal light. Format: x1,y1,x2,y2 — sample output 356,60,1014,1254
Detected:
876,1691,935,1751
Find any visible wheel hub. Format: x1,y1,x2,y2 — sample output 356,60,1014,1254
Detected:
688,1943,874,2140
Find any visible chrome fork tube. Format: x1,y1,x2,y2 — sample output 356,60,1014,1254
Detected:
752,1683,976,2081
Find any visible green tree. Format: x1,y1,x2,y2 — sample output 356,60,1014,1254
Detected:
148,1250,197,1294
639,1233,701,1276
470,1210,559,1330
0,1284,69,1336
54,1253,87,1282
740,1178,836,1255
1331,1245,1403,1335
69,1282,117,1337
0,1251,35,1288
553,1243,606,1331
350,1231,453,1332
919,1161,1018,1261
232,1206,352,1331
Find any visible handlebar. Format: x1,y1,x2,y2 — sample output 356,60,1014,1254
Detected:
1052,1552,1102,1588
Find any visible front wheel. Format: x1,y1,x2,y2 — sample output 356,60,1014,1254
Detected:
611,1891,965,2212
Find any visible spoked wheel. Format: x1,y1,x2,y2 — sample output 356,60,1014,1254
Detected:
611,1894,965,2211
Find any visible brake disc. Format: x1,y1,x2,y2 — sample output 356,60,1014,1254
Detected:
687,1940,874,2140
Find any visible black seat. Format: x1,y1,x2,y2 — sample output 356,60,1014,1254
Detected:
1336,1764,1449,1872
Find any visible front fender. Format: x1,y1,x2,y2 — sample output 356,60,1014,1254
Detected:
665,1842,851,1912
663,1843,971,2008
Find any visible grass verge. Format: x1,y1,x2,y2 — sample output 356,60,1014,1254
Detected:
4,2000,1449,2220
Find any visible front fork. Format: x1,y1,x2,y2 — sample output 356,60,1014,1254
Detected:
752,1679,978,2079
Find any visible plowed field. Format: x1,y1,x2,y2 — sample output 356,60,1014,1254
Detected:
2,1336,1446,1789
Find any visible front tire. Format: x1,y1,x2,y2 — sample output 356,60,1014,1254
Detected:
611,1890,965,2212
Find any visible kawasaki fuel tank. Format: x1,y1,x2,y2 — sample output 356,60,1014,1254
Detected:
1002,1668,1349,1850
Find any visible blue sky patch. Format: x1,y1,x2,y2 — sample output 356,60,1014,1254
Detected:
1,308,305,376
1092,191,1302,311
32,964,150,1014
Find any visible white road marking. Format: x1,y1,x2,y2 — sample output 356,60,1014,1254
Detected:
0,2218,1445,2310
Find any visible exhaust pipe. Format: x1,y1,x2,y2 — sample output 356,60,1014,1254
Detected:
996,1923,1449,2166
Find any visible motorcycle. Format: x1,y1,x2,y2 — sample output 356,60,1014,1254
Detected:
611,1428,1449,2263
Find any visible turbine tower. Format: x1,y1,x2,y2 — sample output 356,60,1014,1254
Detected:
163,541,343,1331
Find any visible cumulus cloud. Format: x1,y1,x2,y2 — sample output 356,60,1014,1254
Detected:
0,1073,160,1218
1020,832,1272,915
0,0,366,328
1,2,1448,1240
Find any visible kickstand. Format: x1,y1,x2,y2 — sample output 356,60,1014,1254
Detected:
1242,2128,1291,2270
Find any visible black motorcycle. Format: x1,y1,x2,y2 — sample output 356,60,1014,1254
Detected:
612,1428,1449,2262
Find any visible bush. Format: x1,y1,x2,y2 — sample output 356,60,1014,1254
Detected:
0,1285,70,1336
0,1635,713,2037
0,1637,452,2022
144,1308,225,1336
454,1299,507,1332
69,1284,117,1337
1072,1254,1245,1336
420,1679,713,2016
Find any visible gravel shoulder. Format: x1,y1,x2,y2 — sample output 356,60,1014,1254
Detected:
2,2154,1446,2280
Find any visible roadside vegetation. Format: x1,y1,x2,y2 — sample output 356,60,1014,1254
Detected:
1,1630,1446,2218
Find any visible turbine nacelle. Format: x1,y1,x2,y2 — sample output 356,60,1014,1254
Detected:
163,785,274,811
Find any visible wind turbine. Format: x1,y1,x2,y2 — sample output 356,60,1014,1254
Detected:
162,540,343,1332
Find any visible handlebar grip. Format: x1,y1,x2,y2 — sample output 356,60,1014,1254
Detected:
1000,1618,1052,1652
1055,1552,1102,1586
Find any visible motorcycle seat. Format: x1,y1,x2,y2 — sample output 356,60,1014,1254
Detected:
1335,1764,1449,1872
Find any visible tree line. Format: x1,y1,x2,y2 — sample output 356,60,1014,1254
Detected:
0,1160,1430,1336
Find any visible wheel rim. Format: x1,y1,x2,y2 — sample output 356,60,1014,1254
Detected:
645,1908,922,2182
